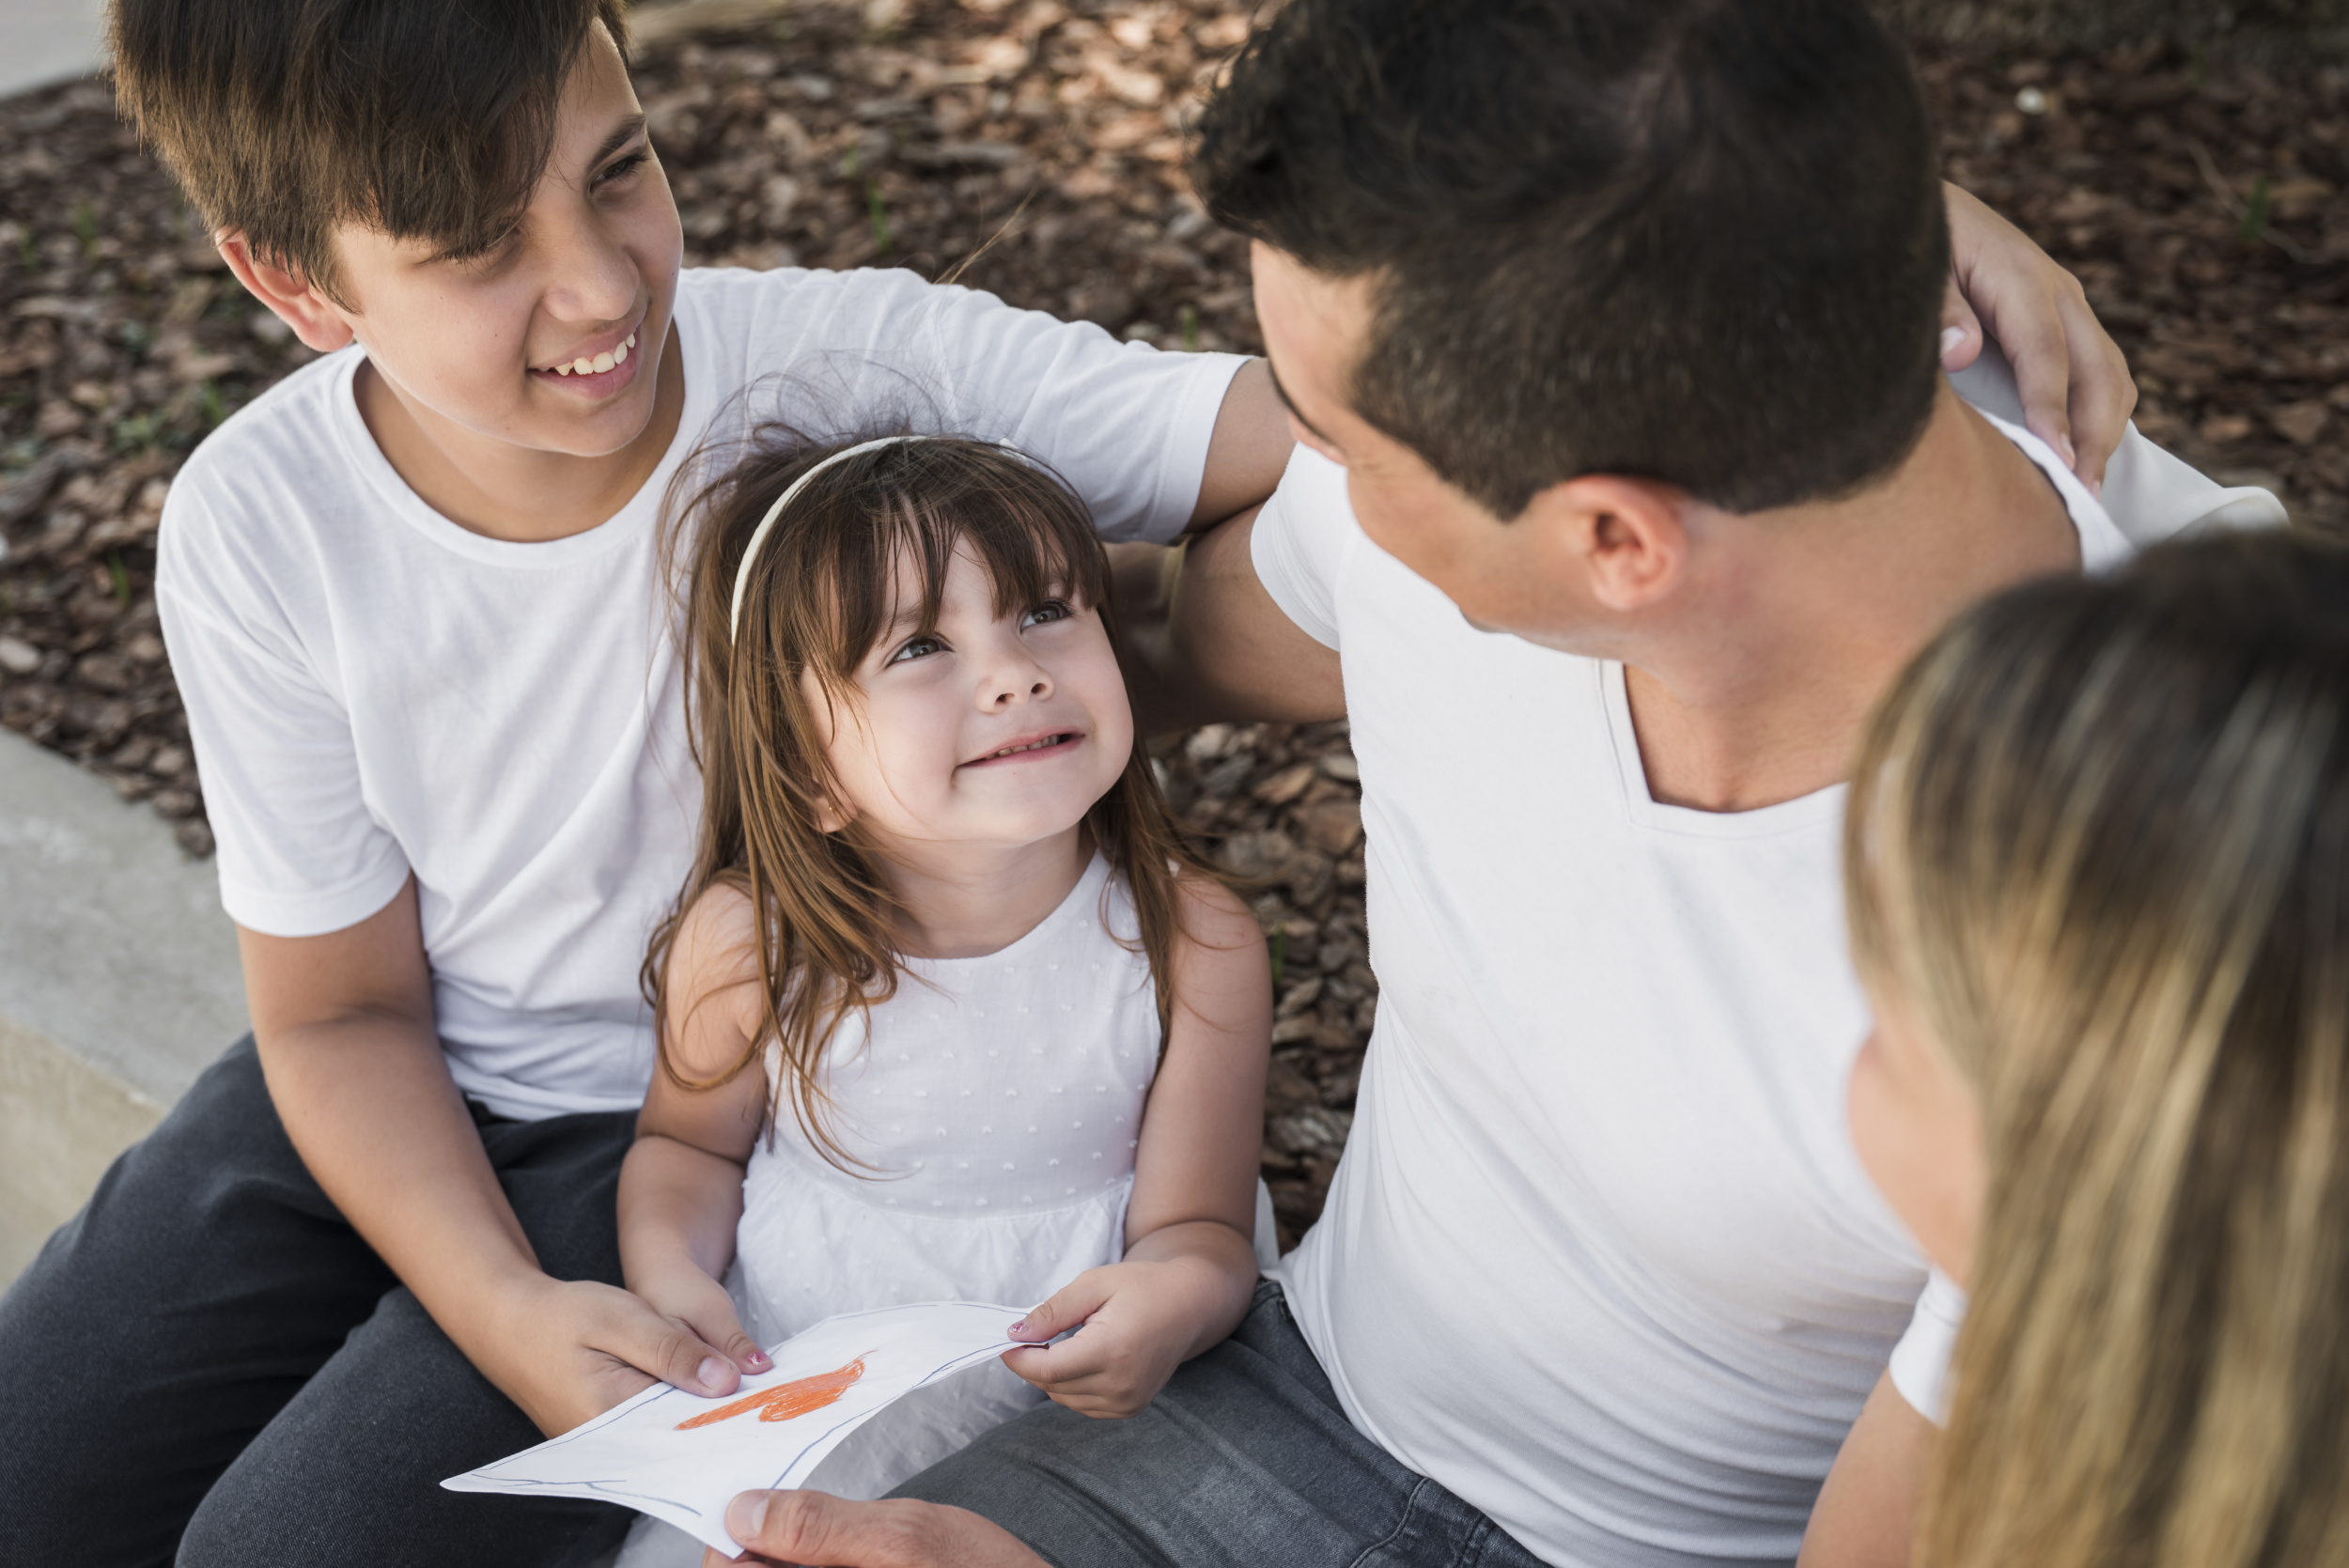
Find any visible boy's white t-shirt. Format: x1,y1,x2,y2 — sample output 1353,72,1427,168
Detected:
1254,381,2283,1566
157,266,1245,1119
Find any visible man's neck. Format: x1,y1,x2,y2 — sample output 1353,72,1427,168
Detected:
352,318,687,544
1625,385,2081,814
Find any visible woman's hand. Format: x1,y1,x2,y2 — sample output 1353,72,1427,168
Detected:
1941,181,2139,493
481,1272,763,1437
1000,1253,1241,1419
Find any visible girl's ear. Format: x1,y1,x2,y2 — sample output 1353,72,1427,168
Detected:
814,791,853,834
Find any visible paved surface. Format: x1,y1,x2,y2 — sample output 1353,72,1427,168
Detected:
0,0,108,100
0,728,245,1284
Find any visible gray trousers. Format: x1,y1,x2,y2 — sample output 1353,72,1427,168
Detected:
0,1037,636,1567
895,1279,1547,1568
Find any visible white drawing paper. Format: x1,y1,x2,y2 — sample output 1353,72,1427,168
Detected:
443,1299,1028,1560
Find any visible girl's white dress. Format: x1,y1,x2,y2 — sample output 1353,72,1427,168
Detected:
617,854,1272,1566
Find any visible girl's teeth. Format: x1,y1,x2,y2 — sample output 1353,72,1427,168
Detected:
591,350,616,374
553,364,571,376
624,331,637,349
571,356,595,376
614,339,629,365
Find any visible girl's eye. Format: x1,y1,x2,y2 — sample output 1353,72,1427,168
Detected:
1022,600,1073,629
888,634,947,665
599,150,649,187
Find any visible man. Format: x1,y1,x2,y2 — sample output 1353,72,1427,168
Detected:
704,0,2280,1563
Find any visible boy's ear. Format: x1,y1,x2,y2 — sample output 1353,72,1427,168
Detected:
1517,474,1690,613
214,229,358,355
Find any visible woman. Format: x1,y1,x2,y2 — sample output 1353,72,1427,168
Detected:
1843,528,2349,1568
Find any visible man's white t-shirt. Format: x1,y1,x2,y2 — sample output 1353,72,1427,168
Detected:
1255,371,2284,1566
157,266,1244,1119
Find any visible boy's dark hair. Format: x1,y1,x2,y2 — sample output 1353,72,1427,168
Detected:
110,0,632,307
1192,0,1950,519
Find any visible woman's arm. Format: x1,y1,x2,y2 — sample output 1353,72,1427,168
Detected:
1797,1372,1937,1568
1000,874,1271,1416
618,886,778,1380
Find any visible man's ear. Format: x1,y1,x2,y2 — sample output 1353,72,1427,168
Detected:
214,229,357,354
1519,474,1689,613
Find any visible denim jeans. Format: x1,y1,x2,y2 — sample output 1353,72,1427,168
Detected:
894,1279,1546,1568
0,1037,636,1568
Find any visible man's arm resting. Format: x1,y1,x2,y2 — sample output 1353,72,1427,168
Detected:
239,877,750,1436
1113,505,1343,734
1797,1371,1937,1568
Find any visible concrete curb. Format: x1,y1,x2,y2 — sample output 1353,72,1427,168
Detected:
0,0,109,101
0,728,245,1285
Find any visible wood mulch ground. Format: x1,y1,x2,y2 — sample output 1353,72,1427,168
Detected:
0,1,2340,1244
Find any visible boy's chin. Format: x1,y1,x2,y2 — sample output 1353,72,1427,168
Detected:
512,384,661,458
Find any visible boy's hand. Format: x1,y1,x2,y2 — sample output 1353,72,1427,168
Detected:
998,1259,1226,1418
490,1275,767,1436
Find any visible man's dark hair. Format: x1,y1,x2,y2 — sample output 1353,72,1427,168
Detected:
110,0,632,307
1193,0,1950,518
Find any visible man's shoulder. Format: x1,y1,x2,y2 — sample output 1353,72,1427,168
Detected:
1948,346,2288,548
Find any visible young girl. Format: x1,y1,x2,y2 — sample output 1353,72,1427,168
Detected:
611,430,1272,1562
1839,530,2349,1568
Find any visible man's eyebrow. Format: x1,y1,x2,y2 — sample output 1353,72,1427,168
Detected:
1265,358,1336,447
590,114,650,171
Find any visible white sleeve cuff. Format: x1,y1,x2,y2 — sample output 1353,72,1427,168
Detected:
1887,1267,1968,1427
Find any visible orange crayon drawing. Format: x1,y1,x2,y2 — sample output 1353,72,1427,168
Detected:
675,1357,867,1430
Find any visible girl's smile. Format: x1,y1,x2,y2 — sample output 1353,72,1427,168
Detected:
960,729,1087,768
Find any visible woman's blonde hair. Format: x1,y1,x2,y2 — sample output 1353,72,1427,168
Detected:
1845,530,2349,1568
644,427,1219,1168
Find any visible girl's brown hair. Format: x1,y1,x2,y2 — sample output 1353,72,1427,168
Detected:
1844,530,2349,1568
646,427,1221,1167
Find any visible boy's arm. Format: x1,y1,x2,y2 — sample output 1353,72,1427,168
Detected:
1797,1373,1937,1568
1187,361,1295,531
1112,505,1346,734
239,877,753,1436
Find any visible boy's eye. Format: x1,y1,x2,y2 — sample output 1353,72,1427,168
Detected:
1022,600,1073,629
888,634,947,665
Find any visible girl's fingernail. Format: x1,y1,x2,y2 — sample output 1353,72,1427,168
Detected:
1938,325,1967,357
748,1351,770,1368
1007,1319,1027,1337
697,1356,729,1389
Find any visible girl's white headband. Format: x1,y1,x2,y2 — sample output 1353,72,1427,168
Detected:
725,435,1022,644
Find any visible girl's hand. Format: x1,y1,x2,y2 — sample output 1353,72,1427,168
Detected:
485,1273,765,1437
999,1257,1232,1418
630,1255,773,1387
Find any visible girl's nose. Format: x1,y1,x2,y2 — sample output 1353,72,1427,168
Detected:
986,657,1052,708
